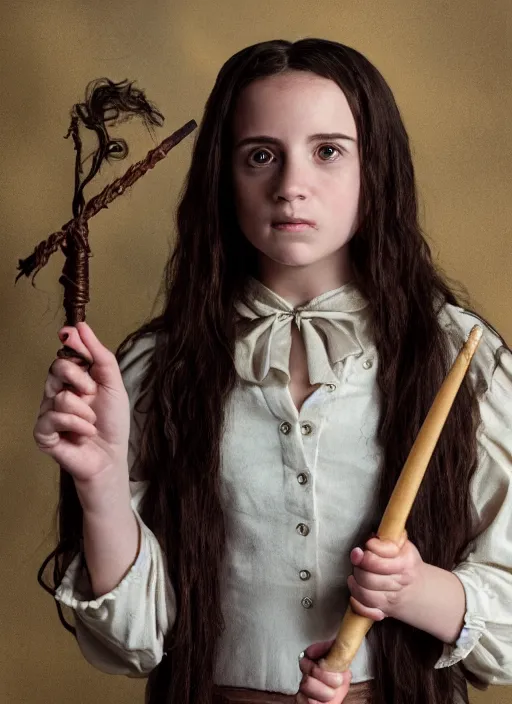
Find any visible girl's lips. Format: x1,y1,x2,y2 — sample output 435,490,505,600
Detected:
272,222,314,231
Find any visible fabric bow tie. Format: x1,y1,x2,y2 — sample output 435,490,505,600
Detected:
234,277,369,386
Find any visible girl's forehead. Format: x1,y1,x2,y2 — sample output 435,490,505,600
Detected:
232,73,356,139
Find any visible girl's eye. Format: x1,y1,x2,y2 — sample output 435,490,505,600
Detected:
248,149,273,166
318,145,341,160
247,144,342,167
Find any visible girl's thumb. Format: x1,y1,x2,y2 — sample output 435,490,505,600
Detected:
304,638,337,661
75,322,121,385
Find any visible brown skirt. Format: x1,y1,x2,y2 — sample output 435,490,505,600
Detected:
212,680,374,703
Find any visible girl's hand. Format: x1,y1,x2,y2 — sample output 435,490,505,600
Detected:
296,639,352,703
33,322,131,510
348,531,425,621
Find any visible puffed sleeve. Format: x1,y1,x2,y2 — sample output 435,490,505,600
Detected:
54,332,177,676
435,309,512,684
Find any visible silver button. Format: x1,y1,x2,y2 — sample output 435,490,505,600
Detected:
301,596,313,609
299,570,311,581
297,472,308,485
362,359,374,370
296,523,310,537
300,422,313,435
326,383,337,392
279,421,291,435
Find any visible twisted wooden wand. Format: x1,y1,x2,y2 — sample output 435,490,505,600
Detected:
16,78,196,632
16,77,196,362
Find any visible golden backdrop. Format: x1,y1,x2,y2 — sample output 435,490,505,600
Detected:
0,1,510,702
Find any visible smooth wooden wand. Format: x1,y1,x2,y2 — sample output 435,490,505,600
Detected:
320,325,483,672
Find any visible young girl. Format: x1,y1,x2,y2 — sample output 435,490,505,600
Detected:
33,38,512,704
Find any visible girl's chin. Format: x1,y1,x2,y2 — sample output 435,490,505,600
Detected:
264,246,328,268
265,256,326,269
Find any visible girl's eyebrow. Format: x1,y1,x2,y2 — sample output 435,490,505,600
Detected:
234,132,357,150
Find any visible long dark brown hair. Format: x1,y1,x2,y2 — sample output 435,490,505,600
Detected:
43,38,506,704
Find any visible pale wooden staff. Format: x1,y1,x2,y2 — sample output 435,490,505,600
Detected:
321,325,483,673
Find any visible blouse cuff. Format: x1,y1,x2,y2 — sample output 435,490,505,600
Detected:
54,508,146,612
435,617,485,669
434,570,486,669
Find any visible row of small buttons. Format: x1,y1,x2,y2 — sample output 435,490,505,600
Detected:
297,523,313,607
297,463,311,603
291,361,373,612
295,528,310,605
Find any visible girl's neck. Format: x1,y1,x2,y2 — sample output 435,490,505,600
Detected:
257,248,354,307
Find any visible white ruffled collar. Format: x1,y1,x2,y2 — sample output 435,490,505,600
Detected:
234,277,370,386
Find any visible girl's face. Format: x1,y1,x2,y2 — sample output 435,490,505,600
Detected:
231,70,360,276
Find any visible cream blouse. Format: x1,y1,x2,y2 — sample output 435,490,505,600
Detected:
55,278,512,694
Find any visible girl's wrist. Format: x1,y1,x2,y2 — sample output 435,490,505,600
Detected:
388,563,466,644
